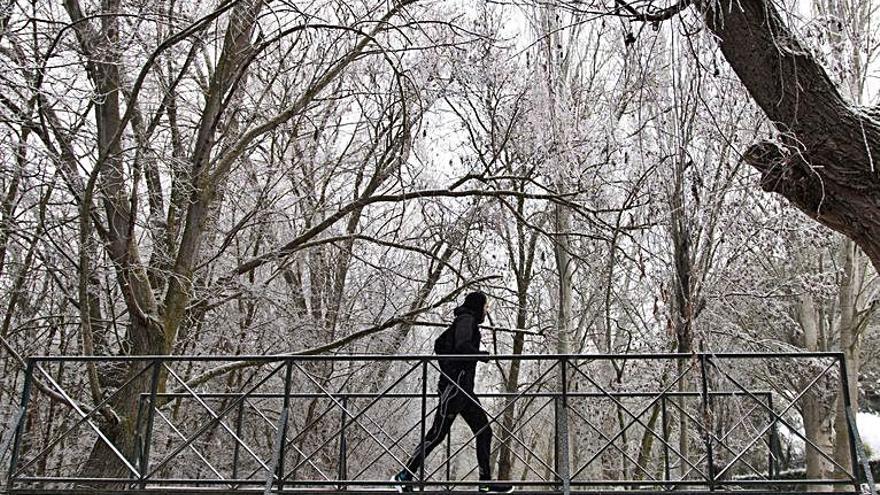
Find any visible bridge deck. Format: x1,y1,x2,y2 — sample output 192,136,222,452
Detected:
9,491,861,495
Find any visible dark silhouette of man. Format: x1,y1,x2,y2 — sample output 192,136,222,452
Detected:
392,291,513,493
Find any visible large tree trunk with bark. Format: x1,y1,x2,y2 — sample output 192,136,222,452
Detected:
702,2,880,483
72,0,263,480
832,239,871,484
702,0,880,273
796,290,835,491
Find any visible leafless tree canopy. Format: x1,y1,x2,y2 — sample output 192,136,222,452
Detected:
1,0,879,487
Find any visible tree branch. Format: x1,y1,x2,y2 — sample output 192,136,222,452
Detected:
180,276,499,391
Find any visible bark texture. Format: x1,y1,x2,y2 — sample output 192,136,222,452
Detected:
703,0,880,273
796,289,835,490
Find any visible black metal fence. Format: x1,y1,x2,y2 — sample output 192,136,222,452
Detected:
2,353,877,494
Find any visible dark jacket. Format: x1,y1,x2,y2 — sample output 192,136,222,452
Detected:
438,306,486,393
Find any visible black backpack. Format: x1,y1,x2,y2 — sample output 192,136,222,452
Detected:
433,320,457,354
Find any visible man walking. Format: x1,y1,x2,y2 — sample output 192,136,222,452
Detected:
392,291,514,493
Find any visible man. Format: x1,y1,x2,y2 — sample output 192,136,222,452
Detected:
392,291,514,493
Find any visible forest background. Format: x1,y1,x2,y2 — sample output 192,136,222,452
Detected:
1,0,880,488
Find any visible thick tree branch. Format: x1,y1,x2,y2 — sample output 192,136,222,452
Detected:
702,0,880,272
230,187,585,277
180,276,498,391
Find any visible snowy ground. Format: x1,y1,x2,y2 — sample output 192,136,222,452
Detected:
776,412,880,460
858,412,880,460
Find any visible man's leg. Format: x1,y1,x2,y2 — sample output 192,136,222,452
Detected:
461,398,515,493
460,397,492,481
401,388,458,479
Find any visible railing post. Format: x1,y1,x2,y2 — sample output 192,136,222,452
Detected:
419,358,428,492
280,360,294,491
132,392,146,483
766,393,776,479
445,434,451,487
839,353,874,494
232,396,245,483
839,354,859,482
661,393,670,483
699,354,715,491
554,395,559,482
555,357,571,495
337,395,348,490
5,358,34,488
846,408,877,495
139,359,162,489
266,360,293,495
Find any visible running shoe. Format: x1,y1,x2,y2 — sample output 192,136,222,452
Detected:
478,482,515,493
391,471,413,493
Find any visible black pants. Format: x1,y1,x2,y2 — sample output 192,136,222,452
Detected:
404,382,493,480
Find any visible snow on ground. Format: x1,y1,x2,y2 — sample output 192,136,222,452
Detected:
857,412,880,460
775,412,880,461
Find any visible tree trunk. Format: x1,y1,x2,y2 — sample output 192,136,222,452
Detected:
797,291,834,491
702,0,880,274
670,153,694,479
70,0,263,479
833,239,861,483
497,275,531,480
163,0,264,349
65,0,165,479
803,392,835,492
534,3,576,480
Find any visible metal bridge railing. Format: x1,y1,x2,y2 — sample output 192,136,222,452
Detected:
3,353,877,494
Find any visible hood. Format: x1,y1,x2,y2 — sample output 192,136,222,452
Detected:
454,305,485,324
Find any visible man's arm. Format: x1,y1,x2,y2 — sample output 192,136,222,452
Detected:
453,315,488,361
453,315,480,354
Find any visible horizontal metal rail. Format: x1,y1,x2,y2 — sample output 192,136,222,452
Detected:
26,351,848,362
9,476,861,485
141,391,775,399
